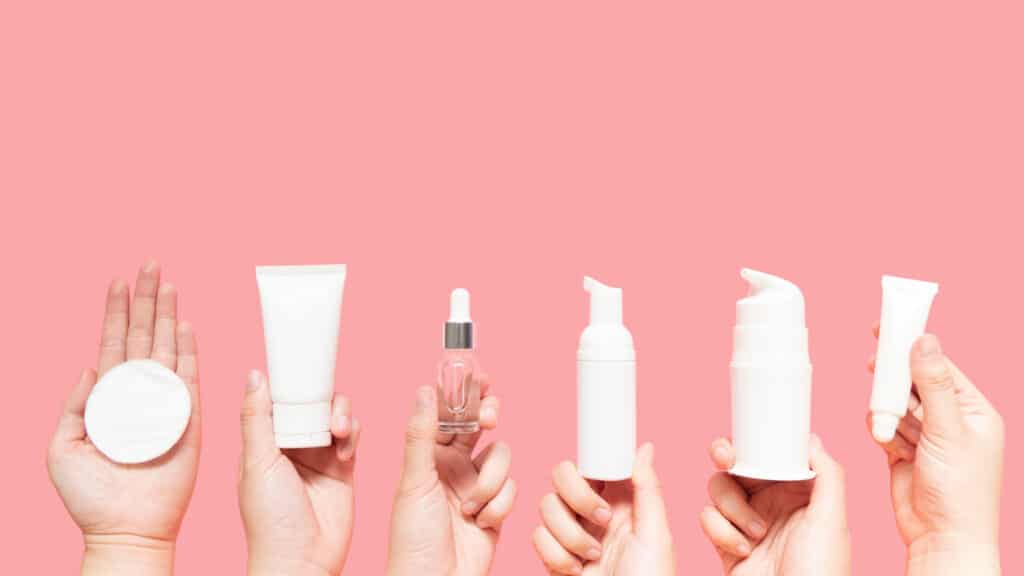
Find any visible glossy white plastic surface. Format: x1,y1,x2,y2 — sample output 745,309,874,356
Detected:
870,275,938,442
256,264,346,448
578,276,636,481
730,268,815,481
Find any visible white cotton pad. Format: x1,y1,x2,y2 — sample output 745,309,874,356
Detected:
84,359,192,464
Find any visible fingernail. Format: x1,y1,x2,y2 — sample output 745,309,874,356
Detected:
143,260,158,273
462,500,478,515
919,336,941,358
569,563,582,575
585,547,602,561
737,541,751,556
247,371,261,391
593,506,612,525
749,520,766,538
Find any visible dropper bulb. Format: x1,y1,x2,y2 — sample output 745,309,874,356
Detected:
449,288,471,322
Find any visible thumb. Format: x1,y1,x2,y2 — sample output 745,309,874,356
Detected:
807,435,847,525
400,386,438,491
240,370,279,470
632,443,672,539
911,335,963,439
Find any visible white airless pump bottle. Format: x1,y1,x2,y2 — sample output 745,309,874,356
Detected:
870,275,938,443
256,264,347,449
730,268,815,481
577,276,636,481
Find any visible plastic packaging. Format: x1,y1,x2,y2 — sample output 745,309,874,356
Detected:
870,275,939,442
577,276,636,481
730,268,815,481
84,359,192,464
256,264,347,448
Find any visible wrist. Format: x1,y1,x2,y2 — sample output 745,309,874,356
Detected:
907,532,1000,576
82,533,175,576
248,555,333,576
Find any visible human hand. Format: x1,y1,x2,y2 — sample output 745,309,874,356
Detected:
699,436,851,576
47,261,201,575
239,370,361,576
867,331,1004,575
531,443,675,576
386,382,515,576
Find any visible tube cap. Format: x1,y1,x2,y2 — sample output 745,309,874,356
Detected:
273,401,332,448
871,413,900,443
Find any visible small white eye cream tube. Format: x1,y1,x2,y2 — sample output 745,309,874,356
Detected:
256,264,347,448
870,275,938,443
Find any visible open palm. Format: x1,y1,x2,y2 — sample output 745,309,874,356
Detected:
48,261,201,543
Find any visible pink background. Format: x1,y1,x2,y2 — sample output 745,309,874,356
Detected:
1,1,1021,574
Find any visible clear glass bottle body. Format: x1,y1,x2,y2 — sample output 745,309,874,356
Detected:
437,348,481,433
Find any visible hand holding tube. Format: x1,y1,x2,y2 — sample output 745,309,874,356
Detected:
239,371,361,576
867,332,1004,575
387,381,514,576
46,261,200,575
532,443,676,576
699,436,851,576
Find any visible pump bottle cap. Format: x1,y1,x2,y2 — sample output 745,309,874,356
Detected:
578,276,634,362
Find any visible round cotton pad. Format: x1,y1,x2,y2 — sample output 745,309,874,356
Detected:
84,359,192,464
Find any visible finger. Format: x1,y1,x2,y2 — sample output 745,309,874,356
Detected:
699,505,752,558
866,413,916,461
807,435,848,525
479,394,500,430
338,418,361,462
709,437,735,471
240,370,279,471
708,471,766,539
532,525,584,575
400,386,439,491
54,369,98,443
867,354,876,373
97,279,129,376
632,443,674,539
476,478,517,530
126,260,160,359
331,395,353,440
463,441,512,515
150,283,177,369
872,321,880,339
551,460,612,526
447,394,501,454
175,322,201,446
910,335,962,438
540,492,603,561
908,392,924,421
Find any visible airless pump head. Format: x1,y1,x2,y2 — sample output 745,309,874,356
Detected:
445,288,473,349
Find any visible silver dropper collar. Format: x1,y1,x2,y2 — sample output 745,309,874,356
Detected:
444,322,474,349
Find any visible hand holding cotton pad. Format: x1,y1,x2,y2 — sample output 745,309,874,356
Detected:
84,359,192,464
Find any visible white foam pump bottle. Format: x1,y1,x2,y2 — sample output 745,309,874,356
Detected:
577,276,636,481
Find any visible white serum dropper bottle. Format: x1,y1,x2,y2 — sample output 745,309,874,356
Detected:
577,276,636,481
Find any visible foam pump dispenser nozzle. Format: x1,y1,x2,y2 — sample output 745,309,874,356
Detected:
577,276,636,481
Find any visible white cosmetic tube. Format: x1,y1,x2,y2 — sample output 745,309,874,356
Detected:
870,275,938,443
256,264,347,448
